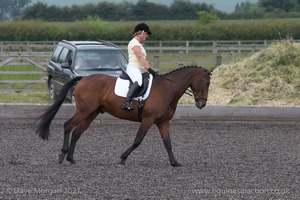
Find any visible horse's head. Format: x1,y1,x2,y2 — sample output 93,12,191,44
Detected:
190,68,212,109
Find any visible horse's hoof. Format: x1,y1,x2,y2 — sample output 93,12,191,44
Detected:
66,157,76,164
58,153,66,164
119,159,126,165
171,162,182,167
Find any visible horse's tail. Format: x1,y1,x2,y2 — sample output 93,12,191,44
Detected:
35,76,83,140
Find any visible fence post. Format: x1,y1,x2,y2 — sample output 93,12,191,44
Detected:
153,55,160,71
159,40,162,54
27,41,30,52
251,44,255,53
215,54,222,66
178,51,184,68
186,40,189,54
230,51,235,62
213,41,218,54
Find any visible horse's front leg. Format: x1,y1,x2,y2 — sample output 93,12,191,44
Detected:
119,134,145,165
157,121,181,167
119,119,153,165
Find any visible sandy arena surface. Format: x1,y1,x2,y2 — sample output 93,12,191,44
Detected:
0,119,299,199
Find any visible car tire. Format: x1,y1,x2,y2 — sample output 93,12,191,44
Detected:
48,78,57,101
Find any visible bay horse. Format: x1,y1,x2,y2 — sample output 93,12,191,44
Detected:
35,66,212,167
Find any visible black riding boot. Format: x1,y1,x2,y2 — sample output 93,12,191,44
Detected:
122,81,140,111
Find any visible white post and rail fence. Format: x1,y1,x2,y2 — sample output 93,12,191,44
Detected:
0,40,291,92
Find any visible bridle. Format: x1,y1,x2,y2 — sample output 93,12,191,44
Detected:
157,72,210,101
192,74,210,102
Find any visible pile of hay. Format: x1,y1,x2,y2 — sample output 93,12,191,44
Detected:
208,39,300,105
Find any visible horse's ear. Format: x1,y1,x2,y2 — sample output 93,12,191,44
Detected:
210,67,216,72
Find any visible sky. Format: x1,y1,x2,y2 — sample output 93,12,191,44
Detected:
30,0,259,13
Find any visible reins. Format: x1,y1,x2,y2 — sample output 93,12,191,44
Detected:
156,75,194,96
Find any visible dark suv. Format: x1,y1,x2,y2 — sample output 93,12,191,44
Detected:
47,40,128,103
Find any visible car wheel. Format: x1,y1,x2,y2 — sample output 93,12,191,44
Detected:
48,78,57,101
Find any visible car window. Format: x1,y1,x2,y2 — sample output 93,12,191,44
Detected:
57,48,70,64
51,45,63,62
75,50,127,70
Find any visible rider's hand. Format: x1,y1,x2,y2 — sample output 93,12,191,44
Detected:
148,68,157,76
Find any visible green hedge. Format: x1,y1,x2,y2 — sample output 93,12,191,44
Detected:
1,19,300,41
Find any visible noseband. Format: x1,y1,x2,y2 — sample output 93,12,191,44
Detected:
194,94,207,102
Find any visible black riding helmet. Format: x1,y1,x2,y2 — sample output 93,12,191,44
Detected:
133,23,152,35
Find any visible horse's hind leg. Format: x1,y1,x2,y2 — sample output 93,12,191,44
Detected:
58,118,73,164
66,111,98,164
66,128,81,164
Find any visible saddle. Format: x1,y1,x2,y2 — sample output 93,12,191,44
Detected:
114,69,153,100
119,69,150,98
114,69,153,122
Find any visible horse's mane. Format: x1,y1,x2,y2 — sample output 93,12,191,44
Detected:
161,65,206,76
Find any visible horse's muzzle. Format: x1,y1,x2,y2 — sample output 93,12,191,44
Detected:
195,99,206,109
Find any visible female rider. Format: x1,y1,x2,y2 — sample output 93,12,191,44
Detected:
122,22,156,111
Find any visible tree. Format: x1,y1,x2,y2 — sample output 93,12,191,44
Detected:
197,11,219,24
234,3,241,12
131,0,171,20
231,2,264,19
170,0,198,19
22,2,48,20
258,0,298,12
0,0,31,21
94,2,124,21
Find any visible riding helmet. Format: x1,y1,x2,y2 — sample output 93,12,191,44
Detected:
133,23,152,35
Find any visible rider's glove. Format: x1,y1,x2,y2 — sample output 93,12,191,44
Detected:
148,68,157,76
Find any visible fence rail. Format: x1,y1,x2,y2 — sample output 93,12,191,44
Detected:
1,40,293,92
0,40,281,53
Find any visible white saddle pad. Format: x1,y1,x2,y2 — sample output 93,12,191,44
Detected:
114,74,153,100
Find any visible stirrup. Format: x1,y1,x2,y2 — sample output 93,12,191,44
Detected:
122,101,133,111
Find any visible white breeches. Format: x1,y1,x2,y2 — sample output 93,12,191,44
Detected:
126,65,144,86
